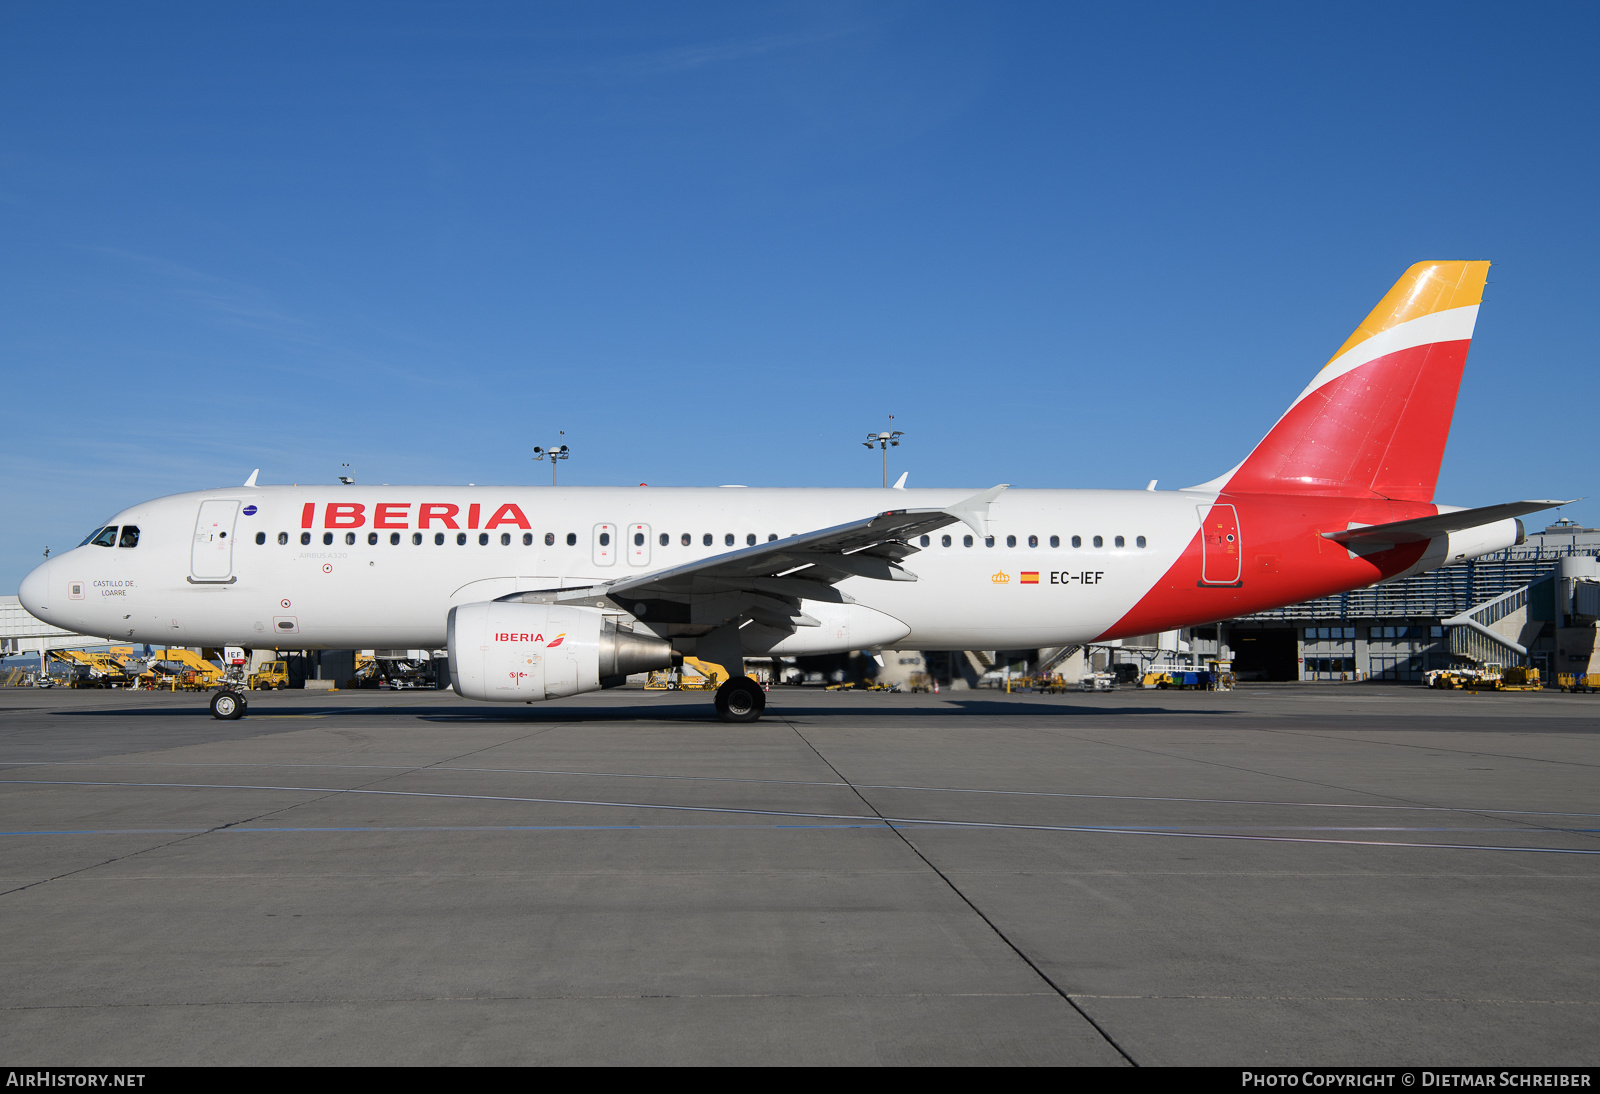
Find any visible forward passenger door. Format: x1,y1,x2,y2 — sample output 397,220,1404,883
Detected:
191,500,241,583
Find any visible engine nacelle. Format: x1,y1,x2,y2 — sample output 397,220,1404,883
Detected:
447,602,672,702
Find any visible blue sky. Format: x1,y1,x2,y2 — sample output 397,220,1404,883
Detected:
3,2,1597,592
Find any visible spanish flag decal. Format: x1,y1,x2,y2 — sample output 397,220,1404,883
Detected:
1021,572,1039,584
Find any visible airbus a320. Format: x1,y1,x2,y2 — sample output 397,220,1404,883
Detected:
19,261,1563,721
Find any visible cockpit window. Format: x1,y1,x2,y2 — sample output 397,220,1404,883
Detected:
118,526,140,548
89,527,118,548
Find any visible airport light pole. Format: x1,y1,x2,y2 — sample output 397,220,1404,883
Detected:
862,430,903,487
533,443,569,485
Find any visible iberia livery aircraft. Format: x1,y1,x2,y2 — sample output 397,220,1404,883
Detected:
18,262,1566,722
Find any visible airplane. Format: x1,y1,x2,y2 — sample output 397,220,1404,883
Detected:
17,261,1567,722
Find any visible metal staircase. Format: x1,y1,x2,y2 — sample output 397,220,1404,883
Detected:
1036,645,1083,675
1444,585,1532,665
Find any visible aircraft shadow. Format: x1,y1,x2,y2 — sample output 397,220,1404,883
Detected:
416,699,1234,723
31,696,1233,723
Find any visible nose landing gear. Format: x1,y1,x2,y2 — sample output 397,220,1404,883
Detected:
210,689,247,720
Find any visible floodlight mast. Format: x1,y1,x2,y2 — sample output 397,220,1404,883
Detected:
532,444,570,486
862,430,903,487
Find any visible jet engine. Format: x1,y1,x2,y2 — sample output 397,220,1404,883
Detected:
447,602,672,702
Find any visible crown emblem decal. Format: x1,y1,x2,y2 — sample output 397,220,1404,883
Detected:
991,571,1010,584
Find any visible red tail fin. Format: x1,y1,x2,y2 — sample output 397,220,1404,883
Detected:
1213,261,1490,502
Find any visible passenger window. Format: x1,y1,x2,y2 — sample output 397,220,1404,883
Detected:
119,526,140,548
963,535,973,547
703,533,712,546
985,536,995,548
1136,536,1146,548
457,533,467,546
919,535,930,547
681,533,691,546
725,533,734,546
941,534,951,547
500,533,511,546
1071,536,1081,548
479,533,489,546
91,527,118,548
659,533,668,546
768,533,777,541
1050,535,1059,548
278,532,288,545
1006,535,1016,548
301,532,312,545
522,533,533,546
545,533,555,546
390,532,400,545
323,532,334,546
412,533,422,545
1028,535,1038,548
368,532,379,545
1093,535,1103,548
435,533,445,545
345,532,356,545
254,531,265,545
566,533,576,546
746,533,756,546
1114,535,1125,548
599,532,611,547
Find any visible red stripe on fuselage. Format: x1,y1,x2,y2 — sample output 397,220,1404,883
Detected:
1095,494,1434,641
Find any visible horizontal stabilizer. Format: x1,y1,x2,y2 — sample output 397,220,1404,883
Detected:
1322,500,1575,546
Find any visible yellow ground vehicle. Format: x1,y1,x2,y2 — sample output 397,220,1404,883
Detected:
645,660,722,691
146,649,226,691
249,660,291,690
1558,673,1600,693
1005,674,1067,693
1492,666,1543,691
45,650,139,688
1427,664,1542,691
676,659,722,691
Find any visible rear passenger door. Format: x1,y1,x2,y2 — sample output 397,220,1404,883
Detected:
1198,503,1242,586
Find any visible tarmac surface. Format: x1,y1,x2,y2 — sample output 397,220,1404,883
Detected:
1,682,1597,1066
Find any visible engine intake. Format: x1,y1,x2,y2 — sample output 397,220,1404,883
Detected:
447,602,672,702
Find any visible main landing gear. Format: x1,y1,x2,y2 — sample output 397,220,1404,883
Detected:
210,689,247,720
714,677,766,723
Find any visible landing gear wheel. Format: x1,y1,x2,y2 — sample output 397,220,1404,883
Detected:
714,678,766,723
210,690,246,720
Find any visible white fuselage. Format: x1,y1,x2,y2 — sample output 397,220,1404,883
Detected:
21,485,1214,653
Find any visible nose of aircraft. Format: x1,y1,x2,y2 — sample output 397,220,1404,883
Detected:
18,558,53,620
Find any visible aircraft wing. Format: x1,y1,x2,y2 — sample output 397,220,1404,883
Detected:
500,485,1008,633
1322,500,1574,547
